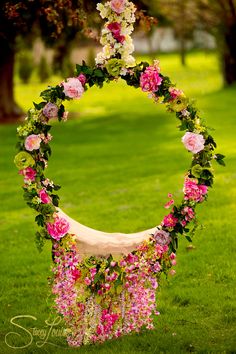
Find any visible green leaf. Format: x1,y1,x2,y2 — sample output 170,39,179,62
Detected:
35,214,45,227
185,235,192,243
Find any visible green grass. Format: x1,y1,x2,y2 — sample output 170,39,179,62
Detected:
0,51,236,353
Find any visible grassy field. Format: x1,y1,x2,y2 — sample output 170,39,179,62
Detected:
0,51,236,353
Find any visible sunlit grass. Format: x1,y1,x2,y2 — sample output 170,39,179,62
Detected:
0,51,235,353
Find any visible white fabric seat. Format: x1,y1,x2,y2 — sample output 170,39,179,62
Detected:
57,208,157,257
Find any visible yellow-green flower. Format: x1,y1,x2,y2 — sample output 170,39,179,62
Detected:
14,151,35,170
168,94,188,112
105,58,124,77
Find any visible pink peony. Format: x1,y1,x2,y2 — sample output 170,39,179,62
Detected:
19,167,36,182
140,66,162,93
77,73,87,86
162,214,178,228
24,134,42,151
153,229,171,246
47,217,70,241
62,77,84,99
110,0,126,14
42,102,58,119
184,177,208,202
39,188,51,204
182,132,205,154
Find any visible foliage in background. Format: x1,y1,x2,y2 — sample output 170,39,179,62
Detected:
18,52,34,84
37,56,51,83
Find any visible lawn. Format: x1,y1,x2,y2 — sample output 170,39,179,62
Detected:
0,51,236,353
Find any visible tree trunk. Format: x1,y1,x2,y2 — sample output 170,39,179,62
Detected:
179,34,187,67
222,23,236,85
0,38,23,122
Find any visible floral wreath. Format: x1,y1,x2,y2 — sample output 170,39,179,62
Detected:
14,0,225,347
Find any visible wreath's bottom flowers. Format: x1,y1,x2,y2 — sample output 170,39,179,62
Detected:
51,235,174,347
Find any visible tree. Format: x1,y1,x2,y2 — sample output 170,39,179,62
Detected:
0,0,100,122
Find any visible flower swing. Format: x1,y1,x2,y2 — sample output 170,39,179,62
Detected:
14,0,224,347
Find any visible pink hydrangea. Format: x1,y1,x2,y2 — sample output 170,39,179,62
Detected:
24,134,42,151
42,102,58,119
47,217,70,241
182,132,205,154
184,177,208,202
110,0,126,14
19,167,36,182
162,213,178,228
153,229,171,246
107,22,125,43
39,188,51,204
140,66,162,93
62,77,84,99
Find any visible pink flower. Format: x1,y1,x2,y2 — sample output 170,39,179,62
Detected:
110,261,117,267
162,214,178,228
182,132,205,154
43,102,58,119
153,229,171,246
46,217,70,241
25,134,42,151
169,87,183,100
62,77,84,99
110,0,126,14
181,206,195,221
170,252,176,260
164,199,174,209
184,177,208,202
77,73,87,86
84,277,91,286
107,22,125,43
39,189,51,204
140,66,162,93
19,167,36,182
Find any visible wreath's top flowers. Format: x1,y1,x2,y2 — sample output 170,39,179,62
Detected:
182,132,205,154
110,0,126,13
62,77,84,99
140,62,162,93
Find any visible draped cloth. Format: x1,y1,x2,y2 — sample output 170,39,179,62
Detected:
57,208,157,257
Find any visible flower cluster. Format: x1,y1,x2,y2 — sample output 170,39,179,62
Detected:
96,0,136,70
140,61,162,93
51,233,174,346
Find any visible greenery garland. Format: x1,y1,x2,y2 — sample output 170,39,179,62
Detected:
14,0,225,347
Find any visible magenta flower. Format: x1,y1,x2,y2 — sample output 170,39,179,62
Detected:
25,134,41,151
62,77,84,99
39,188,51,204
77,73,87,86
107,22,125,43
140,66,162,93
162,214,178,228
181,206,195,221
182,132,205,154
19,167,36,182
169,87,183,100
42,102,58,119
47,217,70,240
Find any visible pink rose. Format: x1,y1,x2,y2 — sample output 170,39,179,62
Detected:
19,167,36,182
140,66,162,93
110,0,126,14
162,214,178,228
182,132,205,154
42,102,58,119
25,134,42,151
47,217,70,241
39,189,51,204
62,77,84,99
77,73,87,86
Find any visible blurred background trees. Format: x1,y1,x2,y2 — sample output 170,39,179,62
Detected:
0,0,236,122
